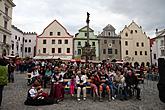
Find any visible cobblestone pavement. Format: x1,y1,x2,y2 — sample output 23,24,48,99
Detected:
1,72,165,110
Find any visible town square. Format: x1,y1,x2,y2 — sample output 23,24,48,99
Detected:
0,0,165,110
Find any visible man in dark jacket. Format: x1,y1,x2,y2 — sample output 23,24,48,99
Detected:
8,60,15,83
125,70,141,100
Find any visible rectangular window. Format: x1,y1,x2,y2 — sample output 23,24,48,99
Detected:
28,47,31,53
141,42,144,47
92,42,95,46
104,40,107,44
145,51,147,55
3,35,6,43
85,33,87,37
115,49,118,54
78,49,81,55
67,48,70,53
21,46,23,52
18,37,20,41
108,48,112,54
43,39,46,44
43,48,46,53
103,49,106,54
25,39,27,43
50,32,53,36
140,51,143,55
137,42,139,47
85,42,87,46
112,40,115,44
15,36,17,40
160,40,164,46
52,40,55,44
25,47,27,53
52,48,55,53
154,54,156,59
29,40,31,43
125,41,128,46
58,40,62,44
57,32,61,36
58,48,61,53
5,7,8,15
78,41,81,46
4,20,7,29
126,50,128,55
12,44,14,50
161,50,165,56
135,51,137,55
65,40,68,44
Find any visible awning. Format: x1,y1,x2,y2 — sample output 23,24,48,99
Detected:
33,56,53,59
33,55,72,60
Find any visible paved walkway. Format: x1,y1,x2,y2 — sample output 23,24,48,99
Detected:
1,72,165,110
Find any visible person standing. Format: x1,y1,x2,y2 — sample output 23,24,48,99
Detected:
0,57,8,106
8,60,15,83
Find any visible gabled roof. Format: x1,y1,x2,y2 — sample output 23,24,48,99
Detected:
156,29,165,38
103,24,115,31
127,20,140,29
38,19,72,37
120,20,142,34
78,26,94,32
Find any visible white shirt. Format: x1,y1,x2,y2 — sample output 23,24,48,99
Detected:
29,87,37,98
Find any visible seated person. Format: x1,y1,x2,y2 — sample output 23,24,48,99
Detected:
99,69,111,102
76,70,87,101
24,80,57,106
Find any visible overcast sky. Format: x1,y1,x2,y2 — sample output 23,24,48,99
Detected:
12,0,165,38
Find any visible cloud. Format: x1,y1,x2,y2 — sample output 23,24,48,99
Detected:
12,0,165,37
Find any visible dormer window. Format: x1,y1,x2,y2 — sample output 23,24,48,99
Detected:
108,32,110,36
130,30,133,34
125,33,128,37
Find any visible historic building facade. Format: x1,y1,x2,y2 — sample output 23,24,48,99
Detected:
0,0,15,56
120,21,150,65
36,20,73,60
73,26,99,60
98,24,121,61
10,25,24,57
151,29,165,66
23,32,37,58
10,25,37,58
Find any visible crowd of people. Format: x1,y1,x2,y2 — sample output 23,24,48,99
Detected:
13,58,158,106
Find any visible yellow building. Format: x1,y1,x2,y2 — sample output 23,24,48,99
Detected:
120,21,150,65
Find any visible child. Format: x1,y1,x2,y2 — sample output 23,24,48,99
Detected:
70,75,75,96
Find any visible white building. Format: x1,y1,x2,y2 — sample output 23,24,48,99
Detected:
10,25,24,57
35,20,73,60
120,21,150,65
0,0,15,56
151,29,165,66
23,32,37,58
10,25,37,58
